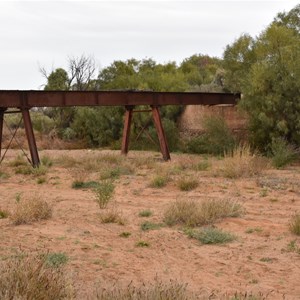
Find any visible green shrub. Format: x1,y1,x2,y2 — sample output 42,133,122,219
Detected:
119,232,131,238
93,181,115,209
72,180,99,189
136,240,150,247
184,116,236,155
45,253,68,268
185,227,236,244
100,207,125,225
0,209,8,219
140,221,162,231
270,138,299,169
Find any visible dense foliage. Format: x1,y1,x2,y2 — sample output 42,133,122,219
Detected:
38,5,300,154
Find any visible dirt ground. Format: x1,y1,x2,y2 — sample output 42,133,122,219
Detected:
0,149,299,299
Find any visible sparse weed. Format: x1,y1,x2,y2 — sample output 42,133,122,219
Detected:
9,155,28,167
245,227,263,234
100,167,121,180
289,214,300,236
185,227,236,244
45,252,68,268
193,160,211,171
136,240,150,247
164,198,244,227
139,209,153,217
140,221,163,231
0,209,8,219
177,178,198,191
41,155,53,167
100,207,125,225
10,197,52,225
37,177,46,184
0,252,72,300
150,174,169,188
94,181,115,209
72,180,99,189
119,232,131,238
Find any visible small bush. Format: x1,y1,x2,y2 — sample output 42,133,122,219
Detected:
10,197,52,225
164,198,243,227
193,160,210,171
149,175,169,188
140,221,163,231
119,232,131,238
0,209,8,219
177,178,198,191
270,138,299,169
139,210,153,217
41,155,53,167
45,252,68,268
220,144,267,178
94,181,115,209
100,207,125,225
0,253,72,300
94,279,196,299
289,214,300,236
9,155,28,167
185,227,236,244
100,167,121,180
72,180,99,189
136,240,150,247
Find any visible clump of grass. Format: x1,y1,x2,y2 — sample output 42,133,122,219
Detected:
139,210,153,217
10,197,52,225
94,279,196,299
100,207,125,225
136,240,150,247
289,214,300,236
37,177,46,184
0,209,8,219
164,198,243,227
245,227,263,234
193,160,211,171
0,170,9,179
45,252,68,268
177,177,198,191
0,252,72,300
94,181,115,209
9,155,28,167
41,155,53,167
270,138,299,169
119,232,131,238
15,164,48,177
149,174,169,188
185,227,236,244
100,167,121,180
219,144,267,178
72,180,99,189
140,221,163,231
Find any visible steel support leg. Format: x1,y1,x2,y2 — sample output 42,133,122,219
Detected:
121,106,134,155
0,108,5,159
151,106,171,161
22,108,40,167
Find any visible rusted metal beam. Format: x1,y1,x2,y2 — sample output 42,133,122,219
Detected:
0,108,6,159
0,90,239,108
151,106,170,161
121,106,134,155
22,109,40,167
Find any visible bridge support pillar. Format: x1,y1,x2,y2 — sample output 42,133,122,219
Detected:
121,105,134,155
22,108,40,167
0,108,5,159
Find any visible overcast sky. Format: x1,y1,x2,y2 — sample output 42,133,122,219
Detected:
0,0,298,90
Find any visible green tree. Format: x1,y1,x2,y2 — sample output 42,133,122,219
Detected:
44,68,69,91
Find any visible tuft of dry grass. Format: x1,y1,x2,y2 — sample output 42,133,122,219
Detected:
94,279,197,300
289,214,300,236
0,252,73,300
218,144,268,178
164,198,243,227
10,197,52,225
99,207,126,225
177,177,198,191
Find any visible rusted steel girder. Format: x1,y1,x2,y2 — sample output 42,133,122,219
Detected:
0,90,239,108
0,90,240,166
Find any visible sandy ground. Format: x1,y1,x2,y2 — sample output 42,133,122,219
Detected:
0,149,299,299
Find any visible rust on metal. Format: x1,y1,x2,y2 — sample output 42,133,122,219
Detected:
0,90,239,108
0,90,240,166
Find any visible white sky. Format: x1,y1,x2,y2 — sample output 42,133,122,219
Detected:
0,0,298,90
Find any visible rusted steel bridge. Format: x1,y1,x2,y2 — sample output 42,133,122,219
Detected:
0,90,239,166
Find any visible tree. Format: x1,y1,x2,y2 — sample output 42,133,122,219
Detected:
223,4,300,151
43,68,69,91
